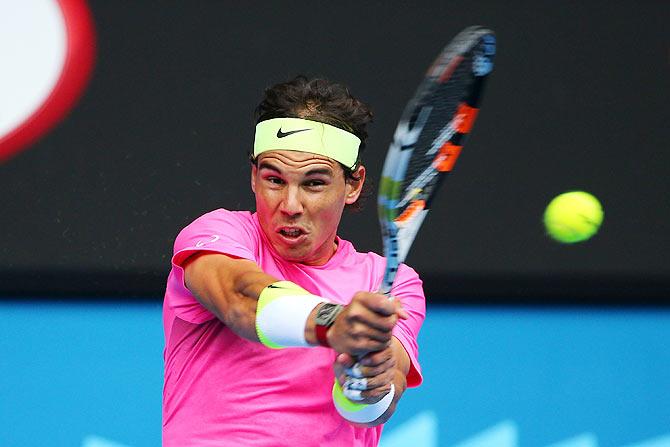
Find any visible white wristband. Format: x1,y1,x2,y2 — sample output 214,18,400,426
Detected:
332,380,395,424
255,281,326,348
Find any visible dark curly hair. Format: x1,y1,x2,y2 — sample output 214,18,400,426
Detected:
253,76,373,178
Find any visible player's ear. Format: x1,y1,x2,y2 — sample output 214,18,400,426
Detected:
250,163,257,194
345,165,365,205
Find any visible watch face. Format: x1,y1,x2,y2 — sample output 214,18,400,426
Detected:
316,303,342,326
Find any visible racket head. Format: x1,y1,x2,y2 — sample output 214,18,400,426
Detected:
378,26,496,293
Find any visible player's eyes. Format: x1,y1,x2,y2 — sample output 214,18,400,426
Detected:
265,176,284,185
262,176,327,188
304,179,326,188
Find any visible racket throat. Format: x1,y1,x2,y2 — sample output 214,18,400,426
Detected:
396,209,428,262
380,209,429,294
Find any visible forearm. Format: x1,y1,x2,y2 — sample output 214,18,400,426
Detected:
184,253,277,341
184,252,328,345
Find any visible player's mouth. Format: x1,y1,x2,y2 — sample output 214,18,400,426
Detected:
276,226,307,243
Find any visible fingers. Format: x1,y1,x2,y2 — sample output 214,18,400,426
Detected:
331,331,390,356
328,298,393,355
337,352,355,367
391,299,409,320
357,292,397,316
358,349,395,375
327,292,409,356
352,350,395,382
340,292,408,336
345,298,398,332
352,292,409,324
335,347,397,405
338,369,395,404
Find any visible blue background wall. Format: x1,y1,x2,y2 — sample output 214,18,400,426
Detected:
2,301,668,446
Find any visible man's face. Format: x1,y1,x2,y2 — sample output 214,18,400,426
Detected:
251,150,365,266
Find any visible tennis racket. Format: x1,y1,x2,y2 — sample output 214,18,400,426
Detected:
378,26,496,294
335,27,496,420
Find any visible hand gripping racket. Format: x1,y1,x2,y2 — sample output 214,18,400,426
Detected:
378,26,496,294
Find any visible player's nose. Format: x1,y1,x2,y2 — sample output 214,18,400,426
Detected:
280,185,304,216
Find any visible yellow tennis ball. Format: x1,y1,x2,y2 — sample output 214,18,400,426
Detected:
543,191,604,243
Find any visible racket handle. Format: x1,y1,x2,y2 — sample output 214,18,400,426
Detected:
380,225,399,297
380,258,398,297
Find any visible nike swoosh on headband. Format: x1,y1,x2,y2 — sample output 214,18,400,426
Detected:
276,127,311,138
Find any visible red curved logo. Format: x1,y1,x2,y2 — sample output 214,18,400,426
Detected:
0,0,96,162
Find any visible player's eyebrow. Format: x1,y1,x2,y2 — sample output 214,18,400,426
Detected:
257,160,281,173
304,167,334,177
258,161,334,177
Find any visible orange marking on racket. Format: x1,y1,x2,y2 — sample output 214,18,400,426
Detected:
395,199,426,224
455,103,479,133
433,143,462,172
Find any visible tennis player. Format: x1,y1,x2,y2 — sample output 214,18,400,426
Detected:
162,76,426,446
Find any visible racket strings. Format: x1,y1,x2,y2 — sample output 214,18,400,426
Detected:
398,52,475,213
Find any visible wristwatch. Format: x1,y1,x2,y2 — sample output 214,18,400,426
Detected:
314,303,343,347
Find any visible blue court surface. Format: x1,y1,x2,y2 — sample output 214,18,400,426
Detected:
1,301,668,446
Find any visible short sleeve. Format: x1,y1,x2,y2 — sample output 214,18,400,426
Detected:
390,264,426,388
165,209,259,324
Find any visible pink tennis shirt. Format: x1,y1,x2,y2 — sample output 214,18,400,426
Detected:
163,209,426,446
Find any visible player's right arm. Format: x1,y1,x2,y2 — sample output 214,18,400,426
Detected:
183,252,405,353
183,252,276,341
